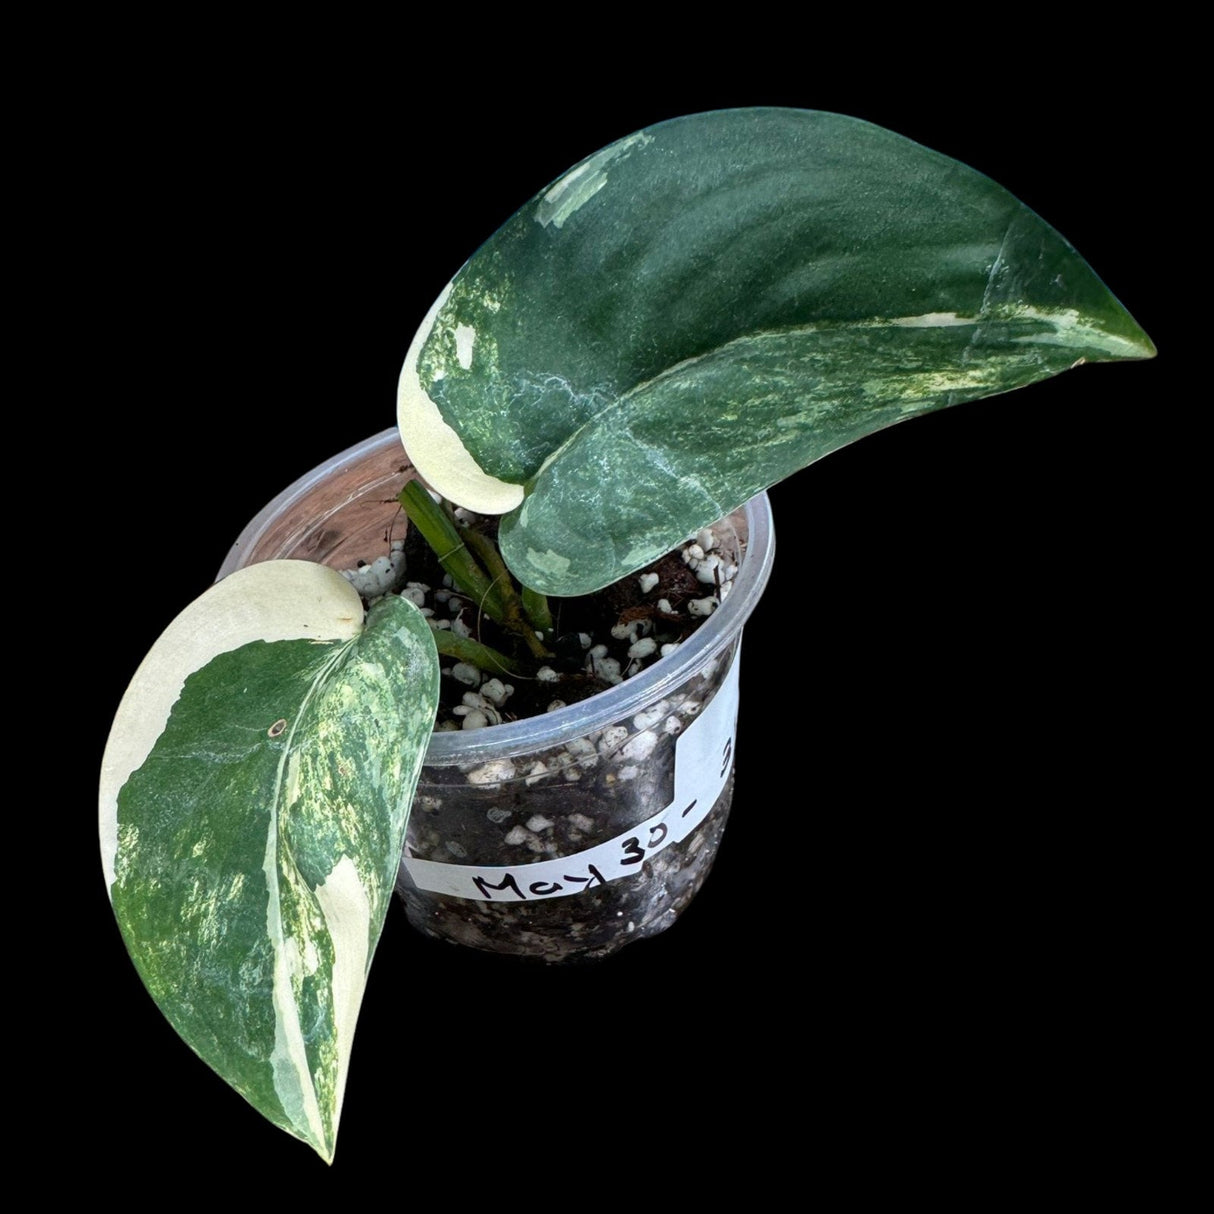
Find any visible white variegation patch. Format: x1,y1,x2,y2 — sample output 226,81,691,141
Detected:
524,547,572,576
314,854,372,1137
888,311,976,327
1002,304,1156,358
265,852,372,1164
397,284,526,515
535,131,653,229
267,833,328,1155
454,323,476,370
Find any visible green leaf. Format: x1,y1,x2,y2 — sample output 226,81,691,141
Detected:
397,108,1154,596
99,561,439,1162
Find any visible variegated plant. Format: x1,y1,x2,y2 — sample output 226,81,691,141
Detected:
101,108,1153,1161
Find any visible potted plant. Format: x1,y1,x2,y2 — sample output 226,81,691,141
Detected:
212,428,774,960
99,108,1153,1162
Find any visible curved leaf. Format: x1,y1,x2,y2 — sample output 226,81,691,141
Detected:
398,108,1154,596
99,561,439,1162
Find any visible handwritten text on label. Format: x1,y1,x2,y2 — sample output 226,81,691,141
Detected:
402,649,740,901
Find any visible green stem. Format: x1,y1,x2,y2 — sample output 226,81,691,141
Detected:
521,586,553,634
398,482,507,624
430,628,528,678
461,523,551,661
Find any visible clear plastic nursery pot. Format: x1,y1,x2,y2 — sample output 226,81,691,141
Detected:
220,429,775,962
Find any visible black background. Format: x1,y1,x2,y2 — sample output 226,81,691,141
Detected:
69,33,1175,1192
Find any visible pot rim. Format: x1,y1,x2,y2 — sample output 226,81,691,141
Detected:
219,427,776,766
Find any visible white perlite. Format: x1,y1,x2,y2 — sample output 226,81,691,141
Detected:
679,525,737,595
621,730,659,761
632,702,668,731
341,542,407,598
454,689,502,728
480,678,513,706
598,725,629,755
503,825,544,852
627,636,657,660
588,654,622,684
467,759,516,785
565,737,598,769
451,662,482,686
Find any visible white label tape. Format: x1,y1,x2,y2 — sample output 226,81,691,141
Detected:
403,647,740,901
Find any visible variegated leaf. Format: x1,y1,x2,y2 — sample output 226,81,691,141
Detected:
398,108,1154,596
100,561,439,1162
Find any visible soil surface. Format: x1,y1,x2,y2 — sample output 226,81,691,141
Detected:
392,510,717,726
